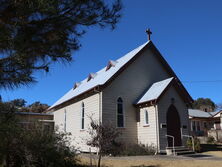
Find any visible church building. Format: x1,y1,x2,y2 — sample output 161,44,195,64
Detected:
49,30,193,153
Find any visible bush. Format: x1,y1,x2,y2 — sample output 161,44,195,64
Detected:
115,143,156,156
0,108,78,167
186,137,201,152
207,136,216,144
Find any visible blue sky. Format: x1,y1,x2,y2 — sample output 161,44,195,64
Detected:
1,0,222,105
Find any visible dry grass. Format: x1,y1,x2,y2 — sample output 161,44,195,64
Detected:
78,155,222,167
202,151,222,158
77,144,222,167
200,144,222,158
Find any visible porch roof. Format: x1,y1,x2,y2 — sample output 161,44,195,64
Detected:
188,109,221,118
136,77,174,105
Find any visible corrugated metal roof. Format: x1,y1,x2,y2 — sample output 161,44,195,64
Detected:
136,77,174,105
49,41,149,109
188,109,212,118
188,109,222,118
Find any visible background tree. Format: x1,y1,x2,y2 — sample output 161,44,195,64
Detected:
10,98,26,108
87,119,121,167
0,0,122,89
28,101,49,113
0,98,49,112
192,98,216,112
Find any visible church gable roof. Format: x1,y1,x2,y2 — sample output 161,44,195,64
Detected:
50,40,193,110
49,41,149,109
136,77,174,105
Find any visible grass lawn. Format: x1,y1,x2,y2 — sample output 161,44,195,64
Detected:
200,144,222,158
78,155,222,167
78,144,222,167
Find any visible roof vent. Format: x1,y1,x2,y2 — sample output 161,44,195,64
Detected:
106,60,118,71
73,82,81,89
87,73,97,82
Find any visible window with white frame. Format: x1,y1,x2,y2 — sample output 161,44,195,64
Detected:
144,110,149,125
117,97,124,127
81,102,85,129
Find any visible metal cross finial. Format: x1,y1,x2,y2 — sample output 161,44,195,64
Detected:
146,28,152,41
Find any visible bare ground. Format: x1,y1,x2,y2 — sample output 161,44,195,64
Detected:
78,144,222,167
78,154,222,167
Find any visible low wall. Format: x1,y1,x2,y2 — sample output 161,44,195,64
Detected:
208,130,222,142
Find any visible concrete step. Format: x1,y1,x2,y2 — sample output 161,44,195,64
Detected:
166,146,190,152
176,150,195,155
166,146,195,156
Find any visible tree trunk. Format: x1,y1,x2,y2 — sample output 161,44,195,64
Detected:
98,154,102,167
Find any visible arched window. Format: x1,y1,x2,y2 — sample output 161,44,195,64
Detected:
144,110,149,125
81,102,85,129
117,97,124,127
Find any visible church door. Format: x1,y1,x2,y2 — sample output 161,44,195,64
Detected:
166,105,182,147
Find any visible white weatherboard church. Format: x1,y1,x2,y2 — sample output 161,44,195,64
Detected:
50,31,193,153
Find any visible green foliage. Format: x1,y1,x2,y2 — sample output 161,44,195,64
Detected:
0,103,78,167
186,138,201,152
0,0,122,89
207,136,216,144
10,99,27,108
1,98,49,113
28,101,49,113
116,143,156,156
192,98,216,111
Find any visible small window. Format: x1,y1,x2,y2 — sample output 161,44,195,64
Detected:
117,97,124,127
144,110,149,125
197,121,200,131
81,102,85,129
64,109,67,132
204,122,207,128
192,121,196,131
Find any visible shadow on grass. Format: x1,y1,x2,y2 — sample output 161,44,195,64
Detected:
201,144,222,152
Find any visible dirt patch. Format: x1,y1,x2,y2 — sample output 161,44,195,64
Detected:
78,154,222,167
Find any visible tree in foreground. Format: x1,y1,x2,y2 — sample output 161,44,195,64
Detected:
87,119,121,167
0,102,77,167
0,0,122,89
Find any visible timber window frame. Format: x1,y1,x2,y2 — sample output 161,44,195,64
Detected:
117,97,124,128
81,102,85,130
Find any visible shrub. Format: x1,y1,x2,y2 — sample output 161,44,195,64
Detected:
116,143,156,156
207,136,216,144
186,137,201,152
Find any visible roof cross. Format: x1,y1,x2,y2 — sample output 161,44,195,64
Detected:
146,28,152,41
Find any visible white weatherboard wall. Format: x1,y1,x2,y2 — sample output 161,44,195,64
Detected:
53,93,100,152
102,47,170,143
157,85,190,151
137,106,158,147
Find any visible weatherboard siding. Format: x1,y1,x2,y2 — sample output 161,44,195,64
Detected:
102,47,170,144
53,93,100,152
157,85,190,151
137,106,158,147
